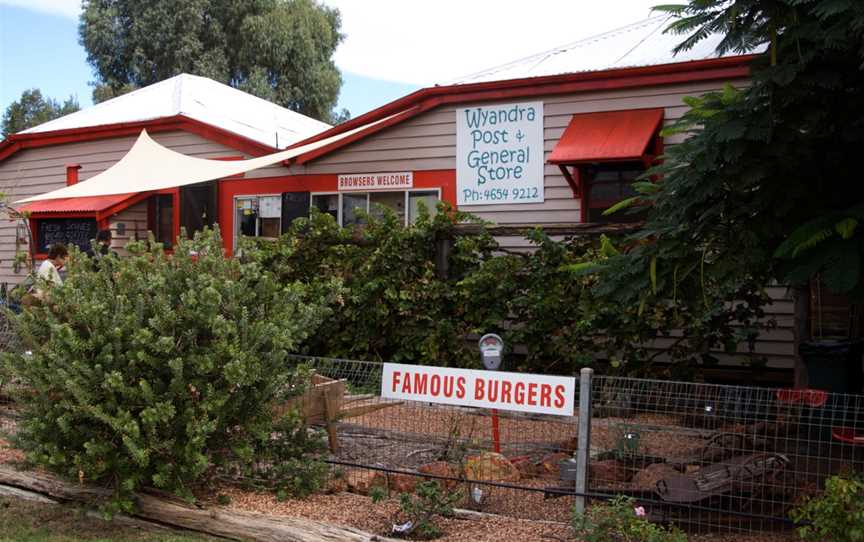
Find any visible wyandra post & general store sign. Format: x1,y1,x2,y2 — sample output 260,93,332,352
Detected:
456,101,544,206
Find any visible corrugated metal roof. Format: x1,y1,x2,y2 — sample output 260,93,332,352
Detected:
548,108,664,163
20,74,331,149
448,15,764,85
17,193,138,214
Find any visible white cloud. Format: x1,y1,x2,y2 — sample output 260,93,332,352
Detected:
323,0,664,85
0,0,81,19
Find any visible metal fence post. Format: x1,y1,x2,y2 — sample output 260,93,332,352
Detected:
574,367,593,516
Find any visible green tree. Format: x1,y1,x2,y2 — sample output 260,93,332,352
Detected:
1,89,79,137
79,0,345,122
594,0,864,364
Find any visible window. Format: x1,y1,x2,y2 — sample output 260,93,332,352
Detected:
408,191,439,223
583,163,646,223
311,194,338,221
311,190,440,227
235,196,282,246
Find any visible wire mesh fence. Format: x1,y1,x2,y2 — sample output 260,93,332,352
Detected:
287,355,864,534
287,354,581,522
0,344,859,533
586,376,864,533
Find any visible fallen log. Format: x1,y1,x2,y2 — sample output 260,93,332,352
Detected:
0,466,395,542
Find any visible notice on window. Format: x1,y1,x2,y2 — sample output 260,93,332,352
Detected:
456,101,544,206
381,363,575,417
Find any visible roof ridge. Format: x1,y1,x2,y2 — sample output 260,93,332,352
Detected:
445,14,669,85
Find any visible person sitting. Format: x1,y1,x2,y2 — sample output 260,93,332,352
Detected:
32,243,68,300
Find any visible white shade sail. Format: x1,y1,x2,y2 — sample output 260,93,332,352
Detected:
15,121,382,204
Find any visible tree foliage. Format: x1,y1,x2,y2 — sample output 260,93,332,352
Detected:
4,230,335,513
253,205,767,376
1,89,79,138
79,0,345,122
599,0,864,343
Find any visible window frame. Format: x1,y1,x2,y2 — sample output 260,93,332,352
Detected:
581,162,647,223
310,188,442,227
232,193,283,250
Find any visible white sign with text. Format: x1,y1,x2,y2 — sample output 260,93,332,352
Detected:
338,172,413,191
456,101,544,206
381,363,575,417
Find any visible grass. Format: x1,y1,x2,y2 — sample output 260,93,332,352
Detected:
0,498,217,542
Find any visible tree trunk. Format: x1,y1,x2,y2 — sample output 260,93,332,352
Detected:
0,466,394,542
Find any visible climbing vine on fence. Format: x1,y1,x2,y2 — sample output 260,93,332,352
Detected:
252,203,769,376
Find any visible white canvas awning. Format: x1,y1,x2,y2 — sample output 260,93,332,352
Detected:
16,120,385,204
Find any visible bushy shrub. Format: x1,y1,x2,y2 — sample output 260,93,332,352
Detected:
572,496,687,542
253,203,765,377
4,229,335,514
791,473,864,542
252,203,499,367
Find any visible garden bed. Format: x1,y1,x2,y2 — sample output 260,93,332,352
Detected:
0,403,808,541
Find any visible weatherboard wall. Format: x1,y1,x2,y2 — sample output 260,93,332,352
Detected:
0,130,269,285
291,78,751,225
290,77,796,373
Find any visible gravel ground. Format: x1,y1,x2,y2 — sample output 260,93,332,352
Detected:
211,485,799,541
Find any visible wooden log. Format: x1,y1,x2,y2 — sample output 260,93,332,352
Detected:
339,401,403,419
0,466,396,542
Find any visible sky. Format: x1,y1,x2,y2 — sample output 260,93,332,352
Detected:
0,0,662,121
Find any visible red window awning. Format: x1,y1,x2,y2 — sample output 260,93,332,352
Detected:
16,193,143,218
548,108,664,164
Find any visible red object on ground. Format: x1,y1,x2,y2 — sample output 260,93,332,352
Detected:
832,426,864,445
547,108,664,164
775,388,828,408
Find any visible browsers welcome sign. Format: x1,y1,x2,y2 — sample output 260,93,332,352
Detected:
381,363,575,417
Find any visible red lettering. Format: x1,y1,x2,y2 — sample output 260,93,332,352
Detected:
413,373,428,395
527,383,538,406
540,384,552,408
456,377,466,398
514,382,525,404
402,373,412,393
431,375,441,396
501,380,512,404
554,385,566,409
391,371,401,393
474,378,485,400
488,380,499,402
443,376,454,397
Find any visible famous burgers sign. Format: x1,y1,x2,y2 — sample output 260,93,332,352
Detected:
382,363,575,417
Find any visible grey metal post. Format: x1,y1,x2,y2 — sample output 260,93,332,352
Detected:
574,367,593,515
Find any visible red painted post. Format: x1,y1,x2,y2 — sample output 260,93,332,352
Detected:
491,408,501,453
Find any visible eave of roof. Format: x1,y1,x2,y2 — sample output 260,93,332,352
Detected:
0,114,279,163
288,54,761,166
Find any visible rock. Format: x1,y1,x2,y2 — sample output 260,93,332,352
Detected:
418,461,459,489
540,453,571,478
387,473,419,493
510,456,542,478
631,463,681,489
325,475,348,494
346,470,384,495
553,437,578,453
464,452,520,482
589,459,629,483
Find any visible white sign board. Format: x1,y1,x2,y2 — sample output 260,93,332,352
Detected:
456,102,544,206
381,363,575,417
338,172,413,191
258,196,282,218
